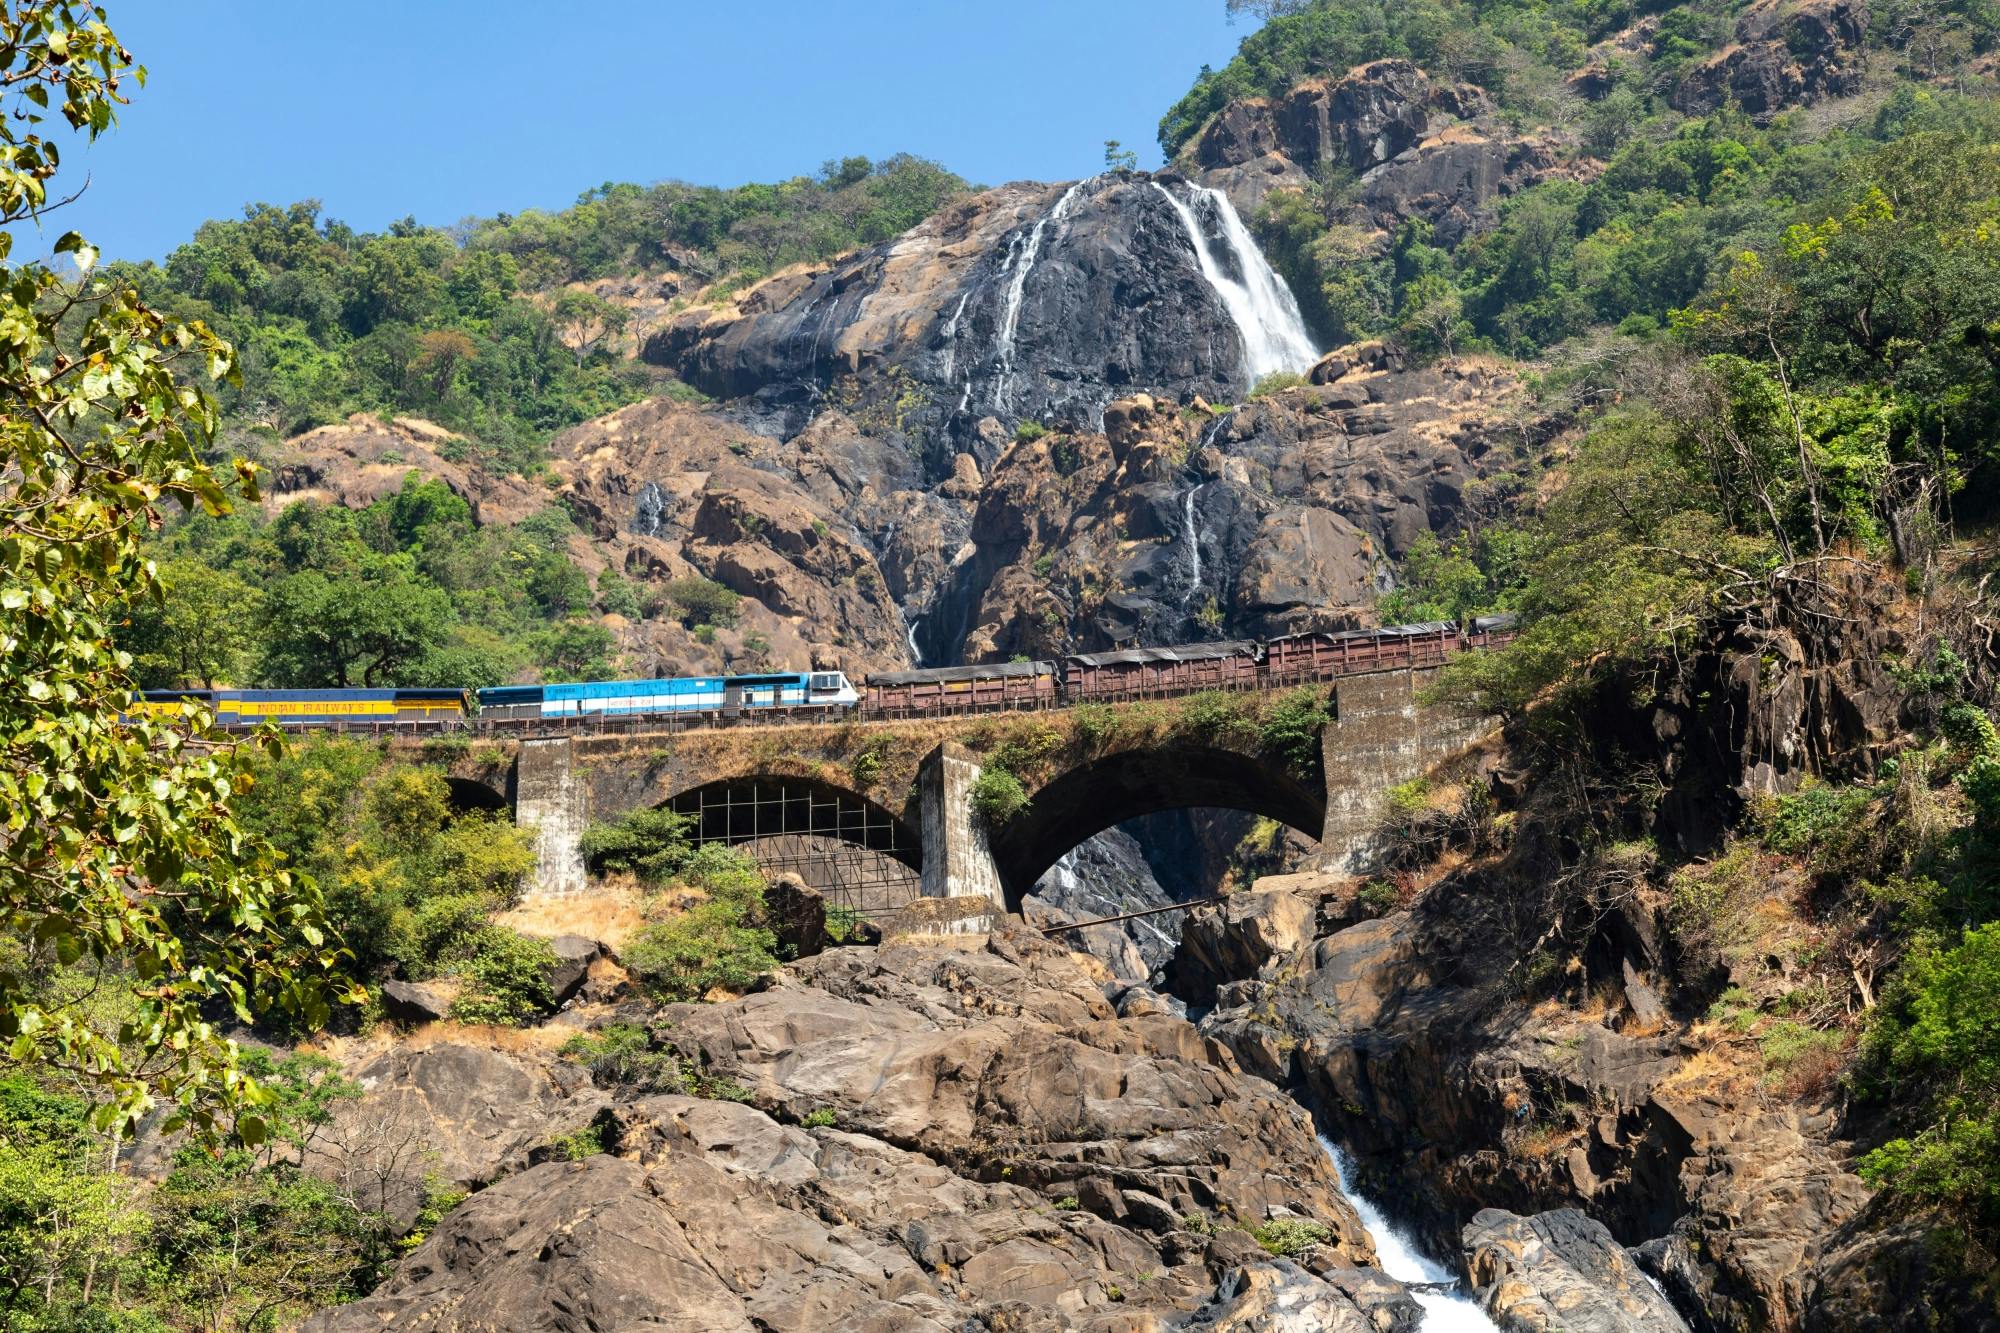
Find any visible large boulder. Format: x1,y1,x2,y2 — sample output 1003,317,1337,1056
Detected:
1167,884,1318,1004
1465,1208,1691,1333
305,1042,609,1227
659,928,1376,1257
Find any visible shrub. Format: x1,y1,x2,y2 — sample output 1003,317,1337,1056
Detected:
1250,1218,1334,1257
1257,688,1332,776
849,735,892,789
388,892,495,979
1071,703,1119,751
431,813,537,904
971,767,1031,824
1759,782,1876,863
801,1107,837,1128
580,807,698,883
1248,371,1306,398
447,929,558,1026
559,1024,687,1092
1014,420,1048,443
1759,1021,1847,1098
1857,923,2000,1228
1385,777,1432,818
624,901,778,1002
663,576,741,628
549,1123,606,1160
1355,879,1401,916
1177,690,1252,742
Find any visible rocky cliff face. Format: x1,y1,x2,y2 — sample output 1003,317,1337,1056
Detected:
644,173,1300,474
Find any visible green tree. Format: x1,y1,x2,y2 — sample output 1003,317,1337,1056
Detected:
550,287,630,368
0,0,350,1132
121,557,262,687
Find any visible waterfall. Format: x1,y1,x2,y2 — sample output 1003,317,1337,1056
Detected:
939,289,973,383
1181,482,1207,606
905,611,925,668
1320,1138,1501,1332
1152,181,1319,387
993,179,1090,413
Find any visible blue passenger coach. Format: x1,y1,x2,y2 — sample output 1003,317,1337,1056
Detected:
476,671,858,721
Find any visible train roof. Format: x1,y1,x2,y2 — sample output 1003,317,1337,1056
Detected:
868,660,1055,686
1065,640,1258,669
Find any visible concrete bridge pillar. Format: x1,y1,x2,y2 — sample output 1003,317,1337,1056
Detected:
918,741,1004,905
516,737,589,898
1318,668,1497,876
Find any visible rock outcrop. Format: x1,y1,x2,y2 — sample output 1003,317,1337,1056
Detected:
1672,0,1869,119
307,924,1405,1330
1465,1208,1691,1332
1191,60,1589,247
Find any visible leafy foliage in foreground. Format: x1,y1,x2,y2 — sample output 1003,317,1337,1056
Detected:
0,0,350,1133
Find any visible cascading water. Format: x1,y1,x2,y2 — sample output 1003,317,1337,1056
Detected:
1180,482,1207,607
939,289,973,384
1152,181,1319,387
992,178,1090,412
1320,1137,1502,1333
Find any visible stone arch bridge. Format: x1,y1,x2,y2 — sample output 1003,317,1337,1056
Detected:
417,668,1494,917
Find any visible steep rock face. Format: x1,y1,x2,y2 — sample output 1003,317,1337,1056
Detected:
1672,0,1870,119
1191,60,1586,247
952,359,1532,659
1024,825,1186,979
1159,579,1918,1331
646,174,1273,467
307,925,1412,1331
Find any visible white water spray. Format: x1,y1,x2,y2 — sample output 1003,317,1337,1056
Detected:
904,612,924,668
1320,1137,1502,1332
1152,181,1319,387
993,179,1090,412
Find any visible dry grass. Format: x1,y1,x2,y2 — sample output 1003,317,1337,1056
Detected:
499,880,651,950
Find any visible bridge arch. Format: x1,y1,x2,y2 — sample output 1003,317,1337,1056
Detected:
443,775,508,815
662,773,923,920
988,743,1325,905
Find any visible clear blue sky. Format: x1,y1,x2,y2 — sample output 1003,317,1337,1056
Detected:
44,1,1251,263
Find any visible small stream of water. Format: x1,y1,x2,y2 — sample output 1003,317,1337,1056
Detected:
1320,1137,1501,1332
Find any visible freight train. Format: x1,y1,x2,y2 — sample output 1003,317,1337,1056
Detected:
132,617,1514,731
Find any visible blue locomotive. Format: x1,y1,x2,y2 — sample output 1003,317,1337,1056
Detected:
475,671,860,721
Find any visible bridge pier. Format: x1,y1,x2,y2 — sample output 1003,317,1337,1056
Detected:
918,741,1004,905
516,737,589,897
1318,669,1498,876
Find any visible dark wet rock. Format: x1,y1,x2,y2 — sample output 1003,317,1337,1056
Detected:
762,872,828,960
545,934,602,1007
1026,825,1186,979
378,978,450,1026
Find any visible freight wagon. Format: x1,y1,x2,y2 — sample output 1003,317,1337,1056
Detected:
863,659,1058,715
476,671,859,721
1061,641,1262,700
130,688,468,726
